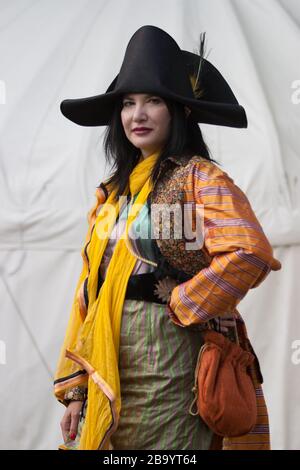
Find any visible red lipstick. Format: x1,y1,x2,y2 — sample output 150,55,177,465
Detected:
132,127,152,135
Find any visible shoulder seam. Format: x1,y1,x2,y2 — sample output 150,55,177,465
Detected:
191,160,229,180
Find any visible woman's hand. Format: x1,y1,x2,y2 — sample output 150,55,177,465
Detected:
60,400,83,443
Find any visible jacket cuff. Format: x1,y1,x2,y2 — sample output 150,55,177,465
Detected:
63,385,87,404
166,302,186,327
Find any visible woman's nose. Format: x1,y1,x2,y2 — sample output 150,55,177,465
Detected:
132,104,147,121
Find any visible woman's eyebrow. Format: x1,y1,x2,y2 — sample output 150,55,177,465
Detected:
123,94,154,99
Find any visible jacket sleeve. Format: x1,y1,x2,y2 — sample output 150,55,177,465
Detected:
167,161,281,327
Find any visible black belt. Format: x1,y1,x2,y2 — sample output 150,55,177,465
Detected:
97,268,191,305
125,272,168,304
97,272,170,304
96,250,192,305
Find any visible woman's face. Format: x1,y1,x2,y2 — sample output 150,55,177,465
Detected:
120,93,171,158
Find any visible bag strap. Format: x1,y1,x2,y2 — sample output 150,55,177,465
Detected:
188,320,220,416
188,342,209,416
207,317,240,345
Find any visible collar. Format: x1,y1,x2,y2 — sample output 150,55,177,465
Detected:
163,154,191,166
152,154,191,188
165,155,183,165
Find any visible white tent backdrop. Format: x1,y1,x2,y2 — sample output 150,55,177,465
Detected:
0,0,299,450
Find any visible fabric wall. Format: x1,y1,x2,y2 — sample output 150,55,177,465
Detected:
0,0,299,449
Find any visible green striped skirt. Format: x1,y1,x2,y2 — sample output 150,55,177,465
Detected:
67,298,213,450
111,299,213,450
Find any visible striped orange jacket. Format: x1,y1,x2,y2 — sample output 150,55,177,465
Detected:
148,154,281,450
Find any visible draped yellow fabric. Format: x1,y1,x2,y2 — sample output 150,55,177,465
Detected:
54,150,161,450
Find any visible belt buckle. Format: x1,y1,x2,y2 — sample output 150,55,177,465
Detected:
153,276,178,303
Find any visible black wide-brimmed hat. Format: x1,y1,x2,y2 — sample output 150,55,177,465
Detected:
60,25,247,128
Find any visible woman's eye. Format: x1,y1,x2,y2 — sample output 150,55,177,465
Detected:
122,98,162,107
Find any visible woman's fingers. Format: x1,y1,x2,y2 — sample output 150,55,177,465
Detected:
60,401,82,443
69,406,81,440
60,410,71,443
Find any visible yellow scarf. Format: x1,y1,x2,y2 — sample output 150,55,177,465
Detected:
54,150,161,449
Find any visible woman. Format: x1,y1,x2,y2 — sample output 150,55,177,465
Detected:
54,25,281,450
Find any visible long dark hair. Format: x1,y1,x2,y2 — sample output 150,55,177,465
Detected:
103,96,219,199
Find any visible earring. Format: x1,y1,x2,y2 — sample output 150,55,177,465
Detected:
184,106,191,118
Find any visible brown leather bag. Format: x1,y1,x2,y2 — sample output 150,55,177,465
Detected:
189,328,257,437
